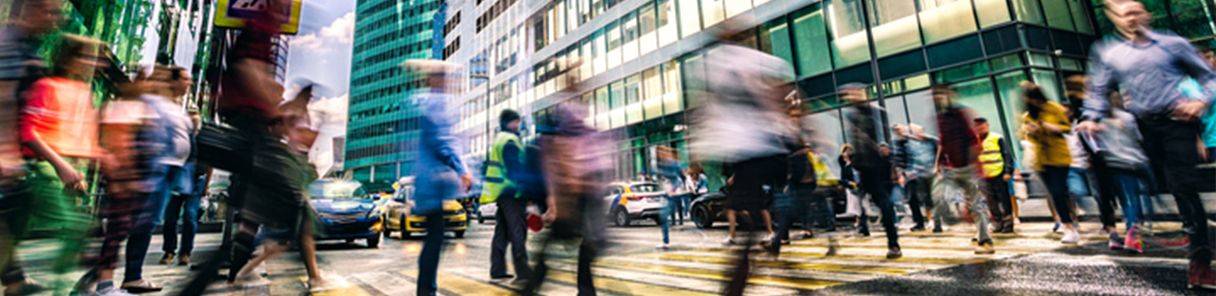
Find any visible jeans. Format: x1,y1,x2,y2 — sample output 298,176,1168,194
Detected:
1109,168,1145,229
524,194,604,296
125,166,181,282
162,192,201,256
808,186,838,229
1041,166,1074,223
932,166,991,243
905,176,934,227
983,177,1014,230
417,212,445,296
1091,160,1122,229
490,194,531,278
660,196,677,245
1138,117,1209,264
856,166,899,249
772,186,815,250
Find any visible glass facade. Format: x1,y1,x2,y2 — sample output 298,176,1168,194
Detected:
348,0,445,189
444,0,1216,184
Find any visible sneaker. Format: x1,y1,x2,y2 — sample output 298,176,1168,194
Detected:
1124,227,1144,254
1189,262,1216,290
92,285,135,296
1061,229,1081,245
722,237,737,245
910,224,926,232
232,274,271,288
308,277,349,293
886,247,902,259
159,253,175,265
975,240,996,255
825,238,839,256
1052,223,1060,233
655,243,671,250
1108,232,1124,250
177,254,191,266
119,280,163,294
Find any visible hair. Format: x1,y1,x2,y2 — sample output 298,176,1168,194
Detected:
973,117,988,124
1019,81,1049,119
52,35,106,77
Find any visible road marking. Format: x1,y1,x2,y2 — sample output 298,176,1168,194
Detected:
573,256,843,291
299,276,372,296
544,268,717,296
397,270,518,296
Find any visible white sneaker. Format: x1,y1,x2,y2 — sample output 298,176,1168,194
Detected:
1061,229,1081,245
722,237,736,245
655,243,671,250
92,286,135,296
233,274,271,288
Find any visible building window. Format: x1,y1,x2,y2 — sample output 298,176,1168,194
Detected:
827,0,871,67
622,12,640,62
639,3,659,54
760,21,795,68
1012,0,1044,25
724,0,750,18
701,0,726,28
867,0,921,57
975,0,1011,28
793,4,833,77
918,0,978,43
658,0,679,46
678,0,701,37
1067,0,1093,34
606,21,622,68
1042,0,1076,31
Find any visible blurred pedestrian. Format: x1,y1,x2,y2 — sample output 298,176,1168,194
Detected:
840,83,902,259
1083,1,1216,287
656,145,683,249
405,60,472,296
524,102,612,296
1065,75,1121,248
904,124,939,232
1086,94,1151,253
483,109,532,281
974,117,1015,233
1018,81,1079,244
160,67,201,267
807,148,839,231
0,0,62,294
929,85,994,255
770,139,817,254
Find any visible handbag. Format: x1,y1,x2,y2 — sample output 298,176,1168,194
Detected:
195,123,252,174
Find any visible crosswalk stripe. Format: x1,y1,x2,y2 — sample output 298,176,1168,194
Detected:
599,252,877,282
652,252,915,275
542,260,799,295
299,276,373,296
544,268,717,296
572,256,842,291
397,269,518,296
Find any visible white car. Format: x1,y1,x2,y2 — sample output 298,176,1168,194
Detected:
477,202,497,224
604,182,668,227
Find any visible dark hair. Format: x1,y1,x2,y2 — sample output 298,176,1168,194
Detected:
1020,81,1049,119
52,35,105,77
973,117,988,124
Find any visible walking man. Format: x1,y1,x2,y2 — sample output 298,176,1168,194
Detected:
1082,0,1216,289
903,124,939,232
930,85,994,255
840,83,902,259
483,109,532,281
974,117,1016,233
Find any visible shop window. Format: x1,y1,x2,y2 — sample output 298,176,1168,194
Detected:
904,90,939,137
1030,69,1061,102
867,0,921,57
919,0,978,43
953,77,1005,139
792,4,833,77
827,0,871,67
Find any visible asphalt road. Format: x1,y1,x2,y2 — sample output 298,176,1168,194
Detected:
10,218,1208,295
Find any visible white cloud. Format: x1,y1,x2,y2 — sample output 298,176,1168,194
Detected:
291,12,354,51
287,11,353,102
308,94,349,176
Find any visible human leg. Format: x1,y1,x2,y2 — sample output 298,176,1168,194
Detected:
417,212,445,296
489,201,510,277
501,197,532,278
162,194,185,257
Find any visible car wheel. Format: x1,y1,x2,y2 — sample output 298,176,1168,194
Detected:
478,215,485,224
367,235,380,248
692,206,713,229
613,209,631,227
455,231,465,238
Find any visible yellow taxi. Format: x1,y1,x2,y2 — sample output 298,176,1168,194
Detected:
380,177,469,239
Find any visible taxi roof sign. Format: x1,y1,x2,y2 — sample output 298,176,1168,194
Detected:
214,0,304,35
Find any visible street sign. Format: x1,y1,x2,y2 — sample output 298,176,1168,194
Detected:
214,0,303,35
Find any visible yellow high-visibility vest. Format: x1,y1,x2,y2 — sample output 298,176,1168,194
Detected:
979,133,1006,179
479,132,521,204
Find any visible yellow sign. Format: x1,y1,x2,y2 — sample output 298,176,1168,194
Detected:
214,0,303,35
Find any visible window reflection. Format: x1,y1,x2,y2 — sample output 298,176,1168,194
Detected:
919,0,978,43
867,0,921,57
827,0,870,67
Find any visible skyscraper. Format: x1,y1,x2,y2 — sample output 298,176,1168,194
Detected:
347,0,446,190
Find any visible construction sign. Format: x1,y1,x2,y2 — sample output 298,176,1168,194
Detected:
214,0,303,35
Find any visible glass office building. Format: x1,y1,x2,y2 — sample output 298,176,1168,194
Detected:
448,0,1216,187
347,0,444,190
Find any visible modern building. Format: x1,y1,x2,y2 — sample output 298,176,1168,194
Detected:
442,0,1216,189
347,0,446,190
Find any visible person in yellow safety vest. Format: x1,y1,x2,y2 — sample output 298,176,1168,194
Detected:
807,149,839,231
974,117,1016,233
482,109,532,280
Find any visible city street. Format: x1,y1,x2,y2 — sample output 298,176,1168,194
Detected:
11,219,1208,295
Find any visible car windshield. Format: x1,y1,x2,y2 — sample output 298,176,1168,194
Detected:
630,183,661,193
308,180,368,199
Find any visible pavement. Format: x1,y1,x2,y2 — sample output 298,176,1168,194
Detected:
8,218,1208,295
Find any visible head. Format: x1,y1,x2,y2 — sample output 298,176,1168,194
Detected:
838,83,868,105
170,66,192,99
53,35,107,82
499,109,521,133
1104,0,1151,39
930,84,956,109
879,143,891,157
1019,81,1049,108
892,124,908,138
14,0,64,36
909,124,926,138
1202,47,1216,69
973,117,990,136
841,144,854,156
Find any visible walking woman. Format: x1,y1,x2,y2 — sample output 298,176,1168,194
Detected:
1018,81,1079,244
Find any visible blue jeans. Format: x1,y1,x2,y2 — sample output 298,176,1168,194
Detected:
1111,168,1145,229
162,192,201,256
125,165,187,281
808,186,838,229
660,196,679,245
417,212,445,296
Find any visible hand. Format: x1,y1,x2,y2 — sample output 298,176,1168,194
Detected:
1003,174,1012,182
1023,122,1040,134
459,173,473,191
55,165,86,194
542,209,556,224
1173,101,1209,121
1074,121,1103,133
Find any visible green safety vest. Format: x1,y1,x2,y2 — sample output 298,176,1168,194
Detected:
479,132,522,204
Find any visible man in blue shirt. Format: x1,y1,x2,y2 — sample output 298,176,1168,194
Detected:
1081,1,1216,289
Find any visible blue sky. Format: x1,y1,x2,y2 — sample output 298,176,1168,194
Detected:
286,0,357,99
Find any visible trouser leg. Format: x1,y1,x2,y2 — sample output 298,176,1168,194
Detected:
181,194,201,255
960,171,990,243
906,179,926,226
489,202,509,277
1041,166,1074,223
163,195,184,254
1093,162,1120,229
501,197,532,278
1139,118,1209,264
1111,169,1143,229
417,212,445,296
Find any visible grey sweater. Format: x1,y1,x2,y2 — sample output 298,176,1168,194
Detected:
1087,110,1148,170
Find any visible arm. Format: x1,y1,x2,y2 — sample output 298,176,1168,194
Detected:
20,82,85,191
1170,39,1216,106
998,138,1014,179
1084,43,1115,121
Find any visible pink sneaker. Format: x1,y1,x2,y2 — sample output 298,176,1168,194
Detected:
1124,227,1144,254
